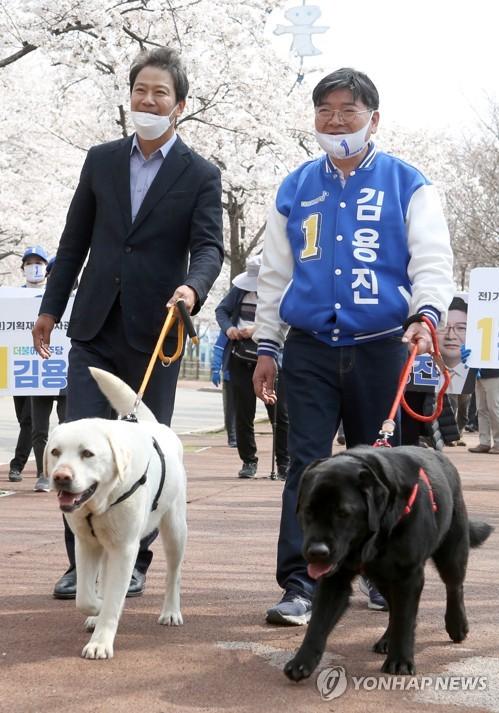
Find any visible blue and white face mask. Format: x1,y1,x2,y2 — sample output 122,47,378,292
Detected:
314,112,373,159
24,263,46,284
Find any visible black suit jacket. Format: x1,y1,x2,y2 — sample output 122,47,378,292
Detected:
41,135,223,353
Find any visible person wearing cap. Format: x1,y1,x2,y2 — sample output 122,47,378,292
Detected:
253,67,454,624
459,340,499,456
31,47,223,600
21,245,49,286
215,255,289,479
7,246,48,485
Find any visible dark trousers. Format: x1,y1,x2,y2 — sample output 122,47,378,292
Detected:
401,390,427,445
31,395,66,476
62,299,181,574
467,391,479,429
278,330,406,598
229,355,289,469
448,393,472,436
10,396,32,472
222,379,237,444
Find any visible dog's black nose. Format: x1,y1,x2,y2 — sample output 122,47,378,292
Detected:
306,542,330,560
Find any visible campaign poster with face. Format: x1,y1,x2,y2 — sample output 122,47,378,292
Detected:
436,294,476,395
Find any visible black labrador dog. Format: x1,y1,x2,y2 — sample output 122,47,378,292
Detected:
284,445,492,681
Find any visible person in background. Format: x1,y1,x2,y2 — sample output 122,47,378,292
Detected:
211,330,237,447
461,347,499,455
253,67,454,624
30,258,69,493
8,245,48,484
464,391,479,432
31,47,223,600
216,255,289,479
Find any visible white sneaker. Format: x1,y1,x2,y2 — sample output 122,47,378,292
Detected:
34,476,50,493
266,591,312,625
359,576,388,610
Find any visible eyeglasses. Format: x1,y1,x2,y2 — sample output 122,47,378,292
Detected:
437,323,467,338
315,107,372,124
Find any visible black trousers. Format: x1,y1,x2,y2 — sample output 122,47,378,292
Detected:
9,396,32,472
448,393,472,436
229,355,289,469
62,299,181,574
31,395,66,476
401,390,427,445
278,330,406,598
222,379,236,444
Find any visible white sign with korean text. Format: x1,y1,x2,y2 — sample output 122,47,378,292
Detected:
466,267,499,369
0,294,74,395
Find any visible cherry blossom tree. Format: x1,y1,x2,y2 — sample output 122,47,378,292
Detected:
0,0,314,290
3,0,495,306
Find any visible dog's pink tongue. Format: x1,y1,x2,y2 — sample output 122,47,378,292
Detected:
307,562,334,580
57,491,77,508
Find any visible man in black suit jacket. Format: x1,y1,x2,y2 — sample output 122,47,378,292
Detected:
32,47,224,599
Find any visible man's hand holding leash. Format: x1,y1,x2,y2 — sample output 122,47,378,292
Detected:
167,284,197,313
402,318,433,355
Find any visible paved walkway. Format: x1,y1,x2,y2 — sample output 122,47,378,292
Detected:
0,408,498,713
0,380,266,465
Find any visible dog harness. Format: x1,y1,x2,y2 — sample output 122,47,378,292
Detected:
85,436,166,537
401,467,438,519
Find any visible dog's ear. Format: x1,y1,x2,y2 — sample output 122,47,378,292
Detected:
296,458,329,514
106,432,131,481
359,466,390,562
365,447,423,532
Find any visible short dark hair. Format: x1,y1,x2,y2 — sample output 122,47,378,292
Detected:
129,47,189,102
312,68,379,110
449,297,468,313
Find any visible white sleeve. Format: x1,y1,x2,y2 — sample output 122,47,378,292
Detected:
254,203,293,348
406,184,455,324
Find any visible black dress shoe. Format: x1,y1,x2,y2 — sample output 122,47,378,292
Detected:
126,569,146,598
53,567,77,599
53,566,146,600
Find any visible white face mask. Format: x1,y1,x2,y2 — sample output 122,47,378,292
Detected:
315,112,373,159
130,105,178,141
24,263,46,284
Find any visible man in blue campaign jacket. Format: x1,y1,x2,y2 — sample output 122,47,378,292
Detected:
253,68,454,625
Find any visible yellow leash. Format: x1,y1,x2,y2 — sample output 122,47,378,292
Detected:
126,299,199,420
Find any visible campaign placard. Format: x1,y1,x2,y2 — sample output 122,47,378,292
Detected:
466,268,499,369
0,293,73,395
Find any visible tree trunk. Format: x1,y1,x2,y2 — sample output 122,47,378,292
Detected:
226,191,246,280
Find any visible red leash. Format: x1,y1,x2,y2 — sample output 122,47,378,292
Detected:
373,316,451,448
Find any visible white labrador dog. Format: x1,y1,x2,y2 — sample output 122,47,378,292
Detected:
44,367,186,659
